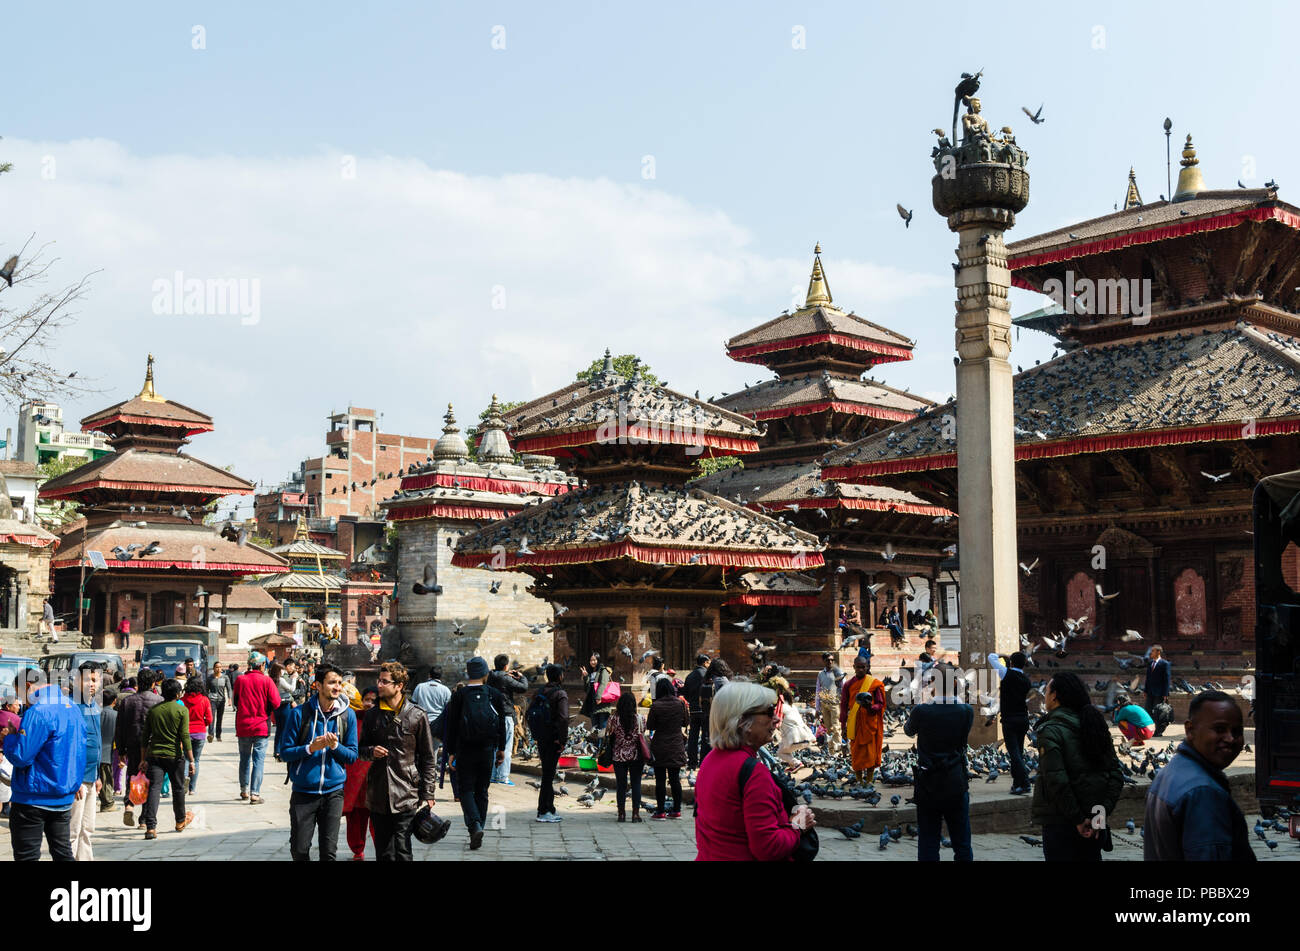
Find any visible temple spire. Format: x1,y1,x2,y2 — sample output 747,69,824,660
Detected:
294,514,309,541
137,353,162,402
1172,134,1207,201
804,243,832,308
1123,167,1143,209
433,402,469,462
478,394,515,464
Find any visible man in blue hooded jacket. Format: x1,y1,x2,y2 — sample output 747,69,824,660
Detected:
1,667,86,861
281,663,357,861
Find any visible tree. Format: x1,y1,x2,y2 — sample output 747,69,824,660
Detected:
694,455,743,479
576,353,660,385
35,455,88,528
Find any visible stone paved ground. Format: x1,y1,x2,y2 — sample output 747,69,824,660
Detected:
2,715,1295,861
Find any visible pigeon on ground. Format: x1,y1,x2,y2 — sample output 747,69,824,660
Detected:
1019,835,1042,847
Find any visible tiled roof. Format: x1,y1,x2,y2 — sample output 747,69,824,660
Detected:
222,584,282,612
1006,190,1278,259
735,570,822,595
269,538,346,560
823,324,1300,473
256,572,343,593
39,450,254,498
712,374,931,420
82,395,213,433
52,522,289,573
505,377,762,453
692,460,949,514
726,305,914,352
452,480,824,568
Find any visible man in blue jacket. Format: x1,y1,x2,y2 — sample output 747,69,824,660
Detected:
67,661,105,861
1,667,86,861
1143,645,1172,736
281,663,358,861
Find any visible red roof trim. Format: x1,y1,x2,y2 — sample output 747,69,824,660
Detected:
513,428,760,456
385,503,513,522
1008,206,1300,285
728,333,913,365
754,497,954,518
753,401,917,423
51,557,289,574
452,542,824,571
397,472,571,496
0,534,56,548
823,418,1300,480
726,593,821,608
40,479,251,500
80,412,211,436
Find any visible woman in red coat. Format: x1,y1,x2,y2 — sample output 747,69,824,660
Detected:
694,681,815,861
182,678,214,794
342,687,377,860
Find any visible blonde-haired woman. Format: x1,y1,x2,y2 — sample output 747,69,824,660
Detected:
694,682,815,861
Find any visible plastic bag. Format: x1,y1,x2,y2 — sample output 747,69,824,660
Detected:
128,770,150,806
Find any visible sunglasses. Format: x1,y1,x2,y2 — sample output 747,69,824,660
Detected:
745,705,777,718
377,678,395,686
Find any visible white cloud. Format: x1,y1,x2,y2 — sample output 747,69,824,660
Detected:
0,138,947,488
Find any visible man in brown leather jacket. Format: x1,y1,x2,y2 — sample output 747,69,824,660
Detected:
359,662,437,861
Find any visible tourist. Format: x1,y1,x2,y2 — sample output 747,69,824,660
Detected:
1144,691,1254,861
282,663,358,861
183,658,200,691
696,658,733,764
988,650,1032,794
904,665,974,861
840,655,885,782
412,665,451,763
360,662,438,861
226,663,241,708
683,653,711,770
815,652,844,753
486,654,528,785
343,686,378,859
761,664,815,765
98,686,118,811
68,662,104,861
1144,645,1172,736
579,651,615,734
233,651,281,805
115,615,130,650
606,690,646,822
40,598,55,638
886,606,904,649
530,664,569,823
139,678,195,841
206,661,228,742
443,657,507,849
1113,694,1155,746
1,667,85,861
114,667,161,829
1030,672,1124,862
272,659,299,759
646,676,686,820
645,654,671,704
694,681,814,861
182,678,213,793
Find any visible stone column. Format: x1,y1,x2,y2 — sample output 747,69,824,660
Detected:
932,86,1029,744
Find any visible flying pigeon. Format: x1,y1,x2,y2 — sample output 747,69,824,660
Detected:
412,564,443,596
896,204,913,228
1021,103,1044,124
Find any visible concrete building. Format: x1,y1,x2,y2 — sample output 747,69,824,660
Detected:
14,400,112,466
209,583,282,647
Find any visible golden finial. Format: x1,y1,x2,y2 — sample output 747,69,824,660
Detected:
805,244,832,308
294,514,309,541
1123,167,1143,210
1172,134,1206,201
137,353,162,402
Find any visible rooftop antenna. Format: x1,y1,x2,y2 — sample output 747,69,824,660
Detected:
1163,117,1173,202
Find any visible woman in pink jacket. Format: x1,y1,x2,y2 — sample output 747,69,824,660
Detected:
694,681,815,861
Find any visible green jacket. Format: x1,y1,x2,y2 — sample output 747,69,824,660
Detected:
142,700,193,761
1029,706,1124,827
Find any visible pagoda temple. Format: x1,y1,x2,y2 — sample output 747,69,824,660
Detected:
695,247,956,675
377,399,577,671
451,355,824,680
824,140,1300,658
251,515,347,625
40,356,289,649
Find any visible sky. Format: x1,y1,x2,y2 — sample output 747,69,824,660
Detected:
1,0,1296,515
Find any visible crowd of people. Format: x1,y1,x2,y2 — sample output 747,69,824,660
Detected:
0,634,1259,864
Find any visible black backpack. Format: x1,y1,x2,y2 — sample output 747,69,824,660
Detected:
459,685,500,745
525,688,555,741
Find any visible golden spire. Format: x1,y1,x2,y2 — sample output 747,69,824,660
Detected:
804,243,832,308
137,353,162,402
1123,167,1142,209
1172,134,1206,201
294,514,309,541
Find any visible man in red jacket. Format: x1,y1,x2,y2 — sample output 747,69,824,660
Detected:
233,651,281,804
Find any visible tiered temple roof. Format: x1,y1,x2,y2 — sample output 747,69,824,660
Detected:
254,516,346,598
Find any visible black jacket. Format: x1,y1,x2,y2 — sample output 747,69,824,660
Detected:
1000,668,1030,719
1144,658,1171,700
486,669,529,720
682,666,708,713
359,698,437,815
904,702,972,803
113,689,162,755
443,684,508,757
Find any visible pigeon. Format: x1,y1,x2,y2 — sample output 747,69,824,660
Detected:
1201,471,1231,483
1019,557,1039,576
1019,835,1042,847
896,204,913,228
620,645,633,660
732,613,757,634
1126,819,1136,834
1096,585,1120,601
640,649,660,662
1021,103,1044,124
138,542,163,557
1121,630,1143,643
880,542,897,562
488,580,502,594
412,563,443,596
517,537,534,555
0,255,16,287
877,829,891,850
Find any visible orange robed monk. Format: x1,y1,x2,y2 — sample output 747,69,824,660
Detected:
839,655,886,780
